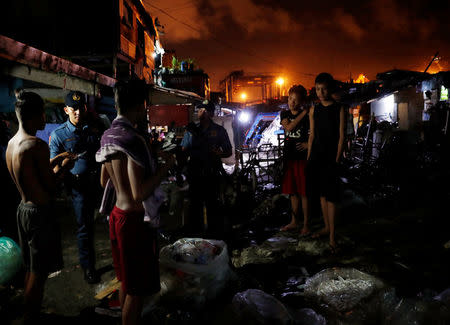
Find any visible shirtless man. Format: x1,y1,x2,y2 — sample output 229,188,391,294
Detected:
97,80,175,325
6,91,75,323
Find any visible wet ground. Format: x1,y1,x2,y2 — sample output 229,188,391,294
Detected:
1,159,450,324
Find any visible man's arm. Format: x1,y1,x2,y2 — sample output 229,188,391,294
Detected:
50,152,76,169
100,163,110,188
281,109,309,133
307,107,315,160
217,128,232,158
128,152,175,202
49,131,61,159
35,140,59,194
336,106,346,163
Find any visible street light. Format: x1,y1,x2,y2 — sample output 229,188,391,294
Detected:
276,77,284,86
276,77,285,98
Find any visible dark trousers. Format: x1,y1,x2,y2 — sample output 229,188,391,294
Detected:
186,167,223,236
70,175,97,270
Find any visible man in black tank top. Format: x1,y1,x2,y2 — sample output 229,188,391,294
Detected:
307,73,345,253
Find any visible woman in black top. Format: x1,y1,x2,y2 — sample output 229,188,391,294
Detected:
307,73,345,253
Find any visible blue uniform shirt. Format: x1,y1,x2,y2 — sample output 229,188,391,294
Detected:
49,119,101,175
185,122,232,169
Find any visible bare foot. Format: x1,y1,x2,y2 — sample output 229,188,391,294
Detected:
311,228,329,238
280,222,298,231
329,242,340,254
300,227,310,236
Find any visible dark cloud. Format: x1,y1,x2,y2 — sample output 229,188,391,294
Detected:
145,0,450,89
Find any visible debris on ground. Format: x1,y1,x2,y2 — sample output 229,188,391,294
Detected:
232,289,293,325
304,268,385,312
159,238,234,307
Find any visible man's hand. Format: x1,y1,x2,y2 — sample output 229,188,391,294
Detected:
296,142,308,151
61,156,76,171
51,151,76,167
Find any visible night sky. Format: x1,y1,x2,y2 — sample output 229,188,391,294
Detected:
143,0,450,90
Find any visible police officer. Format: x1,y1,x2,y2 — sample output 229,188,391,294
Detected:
49,91,102,284
181,102,232,238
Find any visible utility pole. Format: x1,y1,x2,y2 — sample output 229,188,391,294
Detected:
424,51,439,73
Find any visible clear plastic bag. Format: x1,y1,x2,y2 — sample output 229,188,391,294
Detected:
304,267,385,312
232,289,293,325
159,238,233,303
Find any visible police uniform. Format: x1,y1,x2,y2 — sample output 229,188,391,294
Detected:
49,91,101,283
183,103,232,236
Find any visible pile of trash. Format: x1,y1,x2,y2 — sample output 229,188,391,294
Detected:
232,232,340,268
304,267,385,312
159,238,234,307
232,289,293,325
232,235,298,268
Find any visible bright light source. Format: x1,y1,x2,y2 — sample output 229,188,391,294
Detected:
240,93,247,100
276,77,284,86
441,85,448,101
238,111,250,123
152,52,157,58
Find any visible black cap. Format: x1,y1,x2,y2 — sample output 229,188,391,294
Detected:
197,101,216,113
65,91,86,108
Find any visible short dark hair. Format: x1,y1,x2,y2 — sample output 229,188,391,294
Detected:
197,101,216,115
15,90,44,122
315,72,335,90
288,84,307,100
114,79,149,114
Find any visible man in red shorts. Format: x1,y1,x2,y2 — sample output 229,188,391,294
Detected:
280,85,311,235
96,80,175,325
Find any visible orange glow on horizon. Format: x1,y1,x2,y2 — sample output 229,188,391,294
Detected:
354,74,369,83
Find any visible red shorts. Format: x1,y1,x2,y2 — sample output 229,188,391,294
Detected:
109,206,160,296
282,160,307,196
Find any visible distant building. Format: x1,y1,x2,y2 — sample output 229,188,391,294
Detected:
0,0,162,83
219,70,284,104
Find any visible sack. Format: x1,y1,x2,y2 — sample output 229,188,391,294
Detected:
232,289,293,325
0,237,22,285
159,238,233,304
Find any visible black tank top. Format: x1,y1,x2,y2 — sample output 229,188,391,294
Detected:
310,102,341,162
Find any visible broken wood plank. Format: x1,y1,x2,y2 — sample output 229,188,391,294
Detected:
94,277,121,300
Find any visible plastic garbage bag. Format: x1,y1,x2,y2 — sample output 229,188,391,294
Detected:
159,238,233,304
304,268,385,312
434,288,450,306
0,237,22,284
292,308,326,325
232,289,293,325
